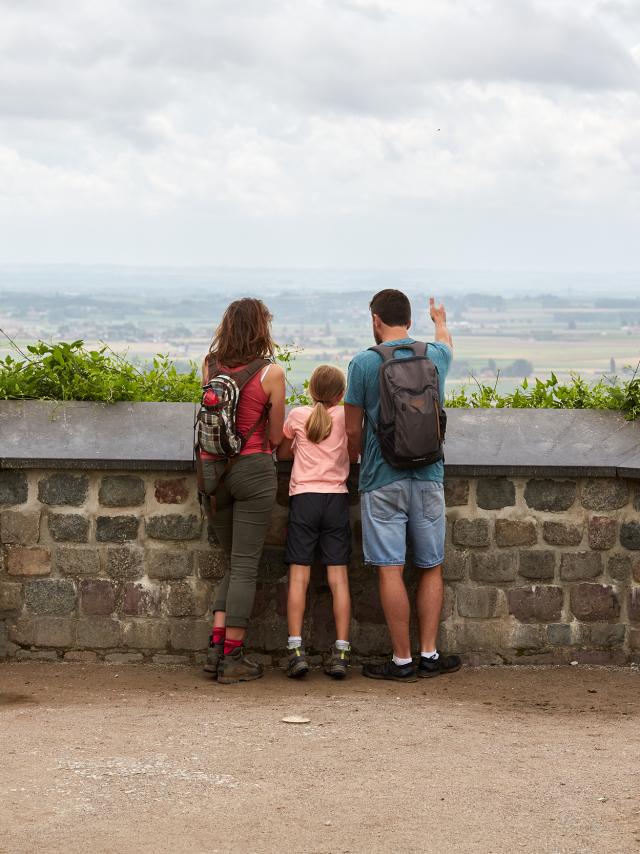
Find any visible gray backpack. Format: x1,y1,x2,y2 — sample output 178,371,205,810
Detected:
369,341,446,469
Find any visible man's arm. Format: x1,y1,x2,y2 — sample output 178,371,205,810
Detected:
344,403,364,463
429,297,453,351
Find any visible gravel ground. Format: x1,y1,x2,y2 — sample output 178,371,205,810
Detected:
1,661,639,854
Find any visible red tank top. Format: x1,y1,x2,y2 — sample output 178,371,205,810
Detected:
199,363,271,460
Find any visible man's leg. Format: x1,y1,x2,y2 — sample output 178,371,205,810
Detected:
378,565,411,660
416,564,444,653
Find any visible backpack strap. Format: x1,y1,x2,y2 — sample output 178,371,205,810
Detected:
369,341,428,362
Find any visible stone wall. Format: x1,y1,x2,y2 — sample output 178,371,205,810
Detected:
1,466,639,666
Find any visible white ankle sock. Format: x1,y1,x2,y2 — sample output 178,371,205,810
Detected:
421,650,439,660
287,636,302,649
392,655,413,667
335,640,350,651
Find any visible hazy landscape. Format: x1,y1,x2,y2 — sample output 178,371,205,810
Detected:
1,265,639,395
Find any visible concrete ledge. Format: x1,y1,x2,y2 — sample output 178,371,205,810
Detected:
1,401,639,477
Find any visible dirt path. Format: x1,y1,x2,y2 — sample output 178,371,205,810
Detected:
1,661,639,854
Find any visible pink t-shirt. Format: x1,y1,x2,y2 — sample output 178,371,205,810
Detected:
283,405,350,496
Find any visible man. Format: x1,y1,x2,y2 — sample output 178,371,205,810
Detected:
344,289,461,683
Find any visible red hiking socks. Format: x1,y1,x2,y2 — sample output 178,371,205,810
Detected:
211,627,225,646
223,638,242,656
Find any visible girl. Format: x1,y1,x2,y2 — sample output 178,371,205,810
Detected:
277,365,357,679
200,298,286,684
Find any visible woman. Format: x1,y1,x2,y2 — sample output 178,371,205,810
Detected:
199,298,285,684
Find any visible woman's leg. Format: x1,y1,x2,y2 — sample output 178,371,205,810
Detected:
223,455,277,642
326,565,351,642
287,564,311,637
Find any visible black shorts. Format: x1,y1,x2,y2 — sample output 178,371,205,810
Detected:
284,493,352,566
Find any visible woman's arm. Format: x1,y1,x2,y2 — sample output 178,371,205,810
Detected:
262,363,286,447
201,356,208,385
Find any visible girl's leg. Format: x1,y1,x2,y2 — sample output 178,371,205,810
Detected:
326,565,351,642
287,564,311,638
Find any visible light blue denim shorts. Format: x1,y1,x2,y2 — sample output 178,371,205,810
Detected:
361,479,445,568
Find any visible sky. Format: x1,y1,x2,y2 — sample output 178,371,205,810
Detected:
1,0,640,273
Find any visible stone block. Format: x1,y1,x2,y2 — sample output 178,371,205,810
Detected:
620,521,640,551
607,553,632,583
121,619,169,649
0,471,28,505
146,514,201,541
510,623,545,651
76,618,121,648
47,513,90,543
586,623,626,647
98,475,146,507
96,515,140,543
146,549,193,580
0,582,22,613
263,506,289,547
105,546,144,580
441,586,455,621
628,588,640,622
9,615,35,645
166,582,209,617
570,583,620,622
444,480,469,506
470,552,517,583
15,649,59,662
542,521,583,547
351,622,391,656
80,579,117,616
276,473,290,507
0,510,40,544
53,547,101,576
452,518,490,548
352,584,387,625
24,578,76,615
33,616,75,647
122,582,162,617
154,478,190,504
507,586,563,622
518,550,556,580
476,479,515,510
443,547,468,581
629,628,640,651
495,519,537,547
455,619,510,652
524,479,576,512
195,548,228,580
38,473,88,507
580,478,628,511
588,516,617,551
169,619,210,651
457,586,505,619
7,546,51,576
635,488,640,512
546,623,571,646
559,552,603,581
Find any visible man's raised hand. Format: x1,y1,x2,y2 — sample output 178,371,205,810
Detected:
429,297,447,326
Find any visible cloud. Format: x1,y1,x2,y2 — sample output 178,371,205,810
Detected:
0,0,639,268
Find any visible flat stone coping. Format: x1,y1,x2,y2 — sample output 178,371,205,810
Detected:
1,401,639,477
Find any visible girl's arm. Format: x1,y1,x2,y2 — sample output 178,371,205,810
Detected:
276,436,294,460
262,363,286,447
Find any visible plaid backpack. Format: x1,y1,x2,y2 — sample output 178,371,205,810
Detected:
369,341,446,469
195,355,271,458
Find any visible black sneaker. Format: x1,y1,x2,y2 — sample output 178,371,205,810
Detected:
418,652,462,678
362,659,417,683
286,646,310,679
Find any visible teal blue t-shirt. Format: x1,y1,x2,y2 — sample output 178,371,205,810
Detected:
345,338,452,493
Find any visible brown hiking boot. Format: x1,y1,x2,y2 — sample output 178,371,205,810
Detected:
218,646,264,684
324,643,350,679
203,642,223,677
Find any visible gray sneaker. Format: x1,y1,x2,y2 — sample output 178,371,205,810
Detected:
218,647,264,684
286,646,310,679
203,642,223,677
324,643,350,679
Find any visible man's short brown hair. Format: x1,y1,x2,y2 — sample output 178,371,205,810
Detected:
369,289,411,327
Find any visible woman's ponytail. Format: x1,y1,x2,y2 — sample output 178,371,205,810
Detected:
303,365,346,444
